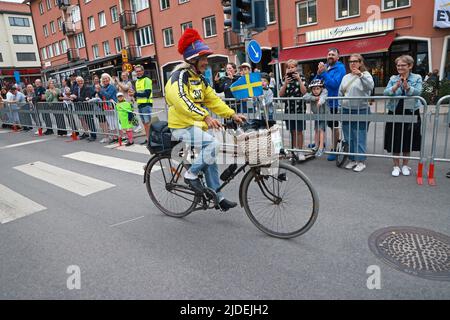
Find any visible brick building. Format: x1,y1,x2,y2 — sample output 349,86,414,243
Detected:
27,0,450,95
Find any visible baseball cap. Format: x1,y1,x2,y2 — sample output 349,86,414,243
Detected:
239,62,251,69
116,92,124,97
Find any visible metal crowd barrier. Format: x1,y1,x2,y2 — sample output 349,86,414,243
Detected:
0,100,123,143
428,95,450,185
224,96,429,185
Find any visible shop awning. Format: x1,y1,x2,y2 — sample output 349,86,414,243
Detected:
279,32,396,63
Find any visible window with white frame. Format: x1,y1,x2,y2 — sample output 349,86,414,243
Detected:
88,16,95,31
50,21,56,34
135,25,153,46
297,0,317,26
203,16,216,38
160,0,170,10
57,17,63,30
92,44,99,58
130,0,149,12
60,39,67,53
43,24,49,37
163,27,174,47
46,0,51,10
72,6,81,23
178,0,189,4
383,0,410,11
103,41,111,55
181,21,192,33
114,37,122,53
41,47,48,60
53,42,60,56
75,33,85,48
85,0,91,3
267,0,275,23
39,2,44,14
98,12,106,27
110,6,119,23
337,0,359,19
47,45,53,58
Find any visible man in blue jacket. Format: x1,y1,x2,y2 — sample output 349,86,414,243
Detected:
315,48,346,161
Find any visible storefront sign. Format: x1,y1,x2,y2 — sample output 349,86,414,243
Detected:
44,61,51,67
306,18,395,43
434,0,450,28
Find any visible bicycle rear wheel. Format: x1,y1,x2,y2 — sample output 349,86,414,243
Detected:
241,162,319,239
145,154,199,218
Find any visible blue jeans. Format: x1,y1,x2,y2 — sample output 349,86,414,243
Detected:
171,126,223,200
342,108,369,162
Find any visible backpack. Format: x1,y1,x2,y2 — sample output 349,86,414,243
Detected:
147,121,178,154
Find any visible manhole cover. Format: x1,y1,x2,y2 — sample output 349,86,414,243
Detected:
369,227,450,281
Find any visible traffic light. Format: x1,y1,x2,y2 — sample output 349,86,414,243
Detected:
223,0,267,34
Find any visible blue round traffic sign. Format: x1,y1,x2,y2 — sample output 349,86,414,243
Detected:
247,40,262,64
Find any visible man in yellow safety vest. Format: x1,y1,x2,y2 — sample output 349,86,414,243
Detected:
134,64,153,144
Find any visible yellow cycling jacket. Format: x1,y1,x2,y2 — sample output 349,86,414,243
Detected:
165,64,235,131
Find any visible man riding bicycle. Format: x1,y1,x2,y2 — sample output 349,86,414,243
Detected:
165,28,246,212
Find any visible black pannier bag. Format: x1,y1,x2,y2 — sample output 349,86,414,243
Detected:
147,121,178,154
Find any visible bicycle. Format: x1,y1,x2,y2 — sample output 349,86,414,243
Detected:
143,120,319,239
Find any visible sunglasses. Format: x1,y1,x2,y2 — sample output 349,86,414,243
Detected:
349,60,361,63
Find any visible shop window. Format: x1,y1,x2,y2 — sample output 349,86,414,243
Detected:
297,0,317,27
445,39,450,80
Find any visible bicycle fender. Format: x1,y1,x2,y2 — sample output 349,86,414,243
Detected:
238,168,254,208
143,156,156,184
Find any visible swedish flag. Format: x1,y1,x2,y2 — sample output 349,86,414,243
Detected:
230,73,263,99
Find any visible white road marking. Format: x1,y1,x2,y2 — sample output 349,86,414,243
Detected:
0,138,51,149
109,216,145,227
104,143,150,155
0,184,46,224
63,151,150,176
14,161,115,196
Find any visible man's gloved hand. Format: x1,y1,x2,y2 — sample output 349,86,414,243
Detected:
128,111,134,121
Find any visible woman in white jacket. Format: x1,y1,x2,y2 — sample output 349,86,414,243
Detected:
338,54,374,172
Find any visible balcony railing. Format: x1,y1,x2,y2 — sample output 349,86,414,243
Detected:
119,10,137,30
67,48,80,62
57,0,71,10
224,29,244,50
126,45,141,60
62,21,76,35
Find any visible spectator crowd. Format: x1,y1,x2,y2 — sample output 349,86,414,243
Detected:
1,50,449,178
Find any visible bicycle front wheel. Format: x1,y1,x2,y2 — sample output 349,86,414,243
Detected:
145,154,199,218
241,162,319,239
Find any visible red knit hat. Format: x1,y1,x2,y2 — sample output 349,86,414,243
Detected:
178,28,213,61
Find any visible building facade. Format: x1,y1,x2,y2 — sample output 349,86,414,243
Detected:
0,0,41,85
277,0,450,89
27,0,450,95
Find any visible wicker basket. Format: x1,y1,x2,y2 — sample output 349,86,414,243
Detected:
235,125,282,166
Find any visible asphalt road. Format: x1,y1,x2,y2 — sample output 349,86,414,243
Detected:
0,121,449,300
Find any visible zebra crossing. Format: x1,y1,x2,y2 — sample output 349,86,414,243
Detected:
0,139,156,224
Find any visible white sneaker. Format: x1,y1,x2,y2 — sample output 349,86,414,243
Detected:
100,137,109,144
34,130,40,135
345,161,357,170
353,162,366,172
392,166,401,177
401,165,411,176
